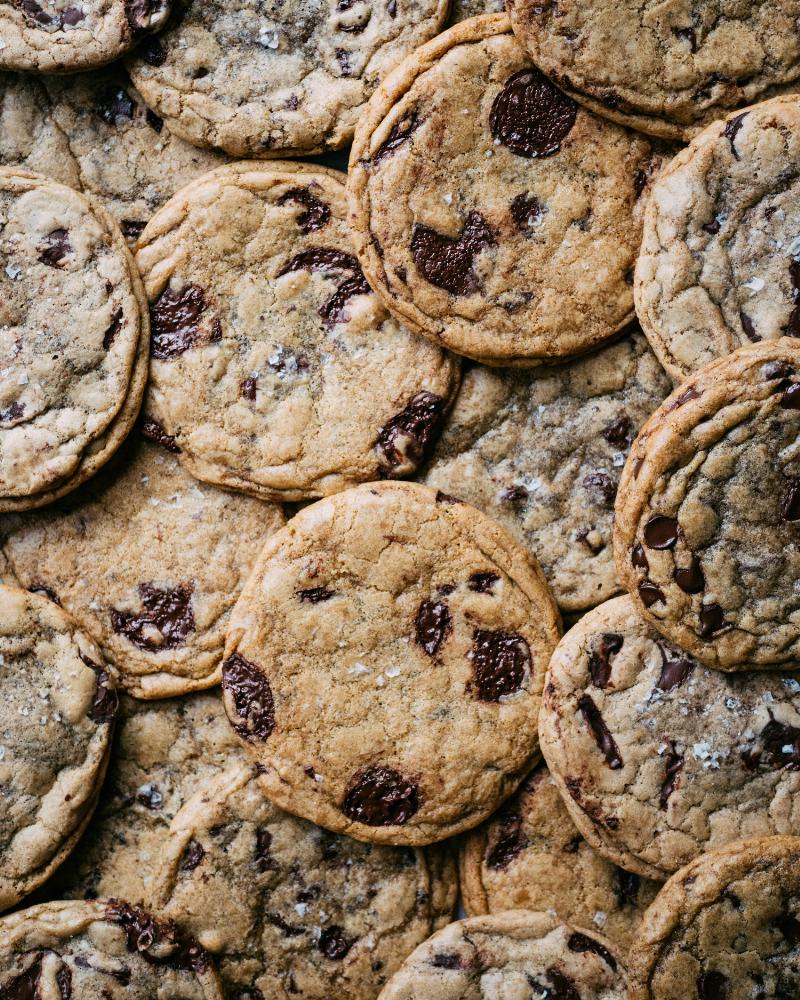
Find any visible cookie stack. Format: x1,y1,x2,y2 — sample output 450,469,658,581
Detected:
0,1,799,998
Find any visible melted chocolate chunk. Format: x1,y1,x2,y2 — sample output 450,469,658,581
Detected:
485,819,525,870
318,926,354,960
296,586,336,603
578,694,623,769
151,284,221,360
601,413,633,449
674,556,705,594
111,582,195,651
56,965,71,999
614,867,641,907
79,650,119,726
631,543,649,572
126,0,167,31
27,582,60,604
277,187,331,233
318,272,371,325
673,25,697,51
342,765,420,826
723,113,748,158
471,628,530,702
0,401,24,426
775,911,800,946
666,386,702,411
106,900,210,974
102,307,124,350
698,970,730,1000
697,603,726,639
415,600,452,657
240,373,258,400
567,931,617,971
122,219,147,240
222,652,275,742
468,571,499,593
659,740,684,809
2,955,43,998
14,0,53,24
644,515,679,549
781,383,800,409
410,211,495,296
141,417,181,453
535,968,580,1000
639,580,666,608
430,953,463,969
785,260,800,337
656,643,695,692
781,477,800,522
740,310,761,342
96,84,136,126
588,633,623,689
583,471,616,507
703,217,721,235
510,193,544,235
38,228,72,268
255,827,279,872
178,839,205,874
743,715,800,770
375,391,445,474
373,108,423,163
277,247,370,324
136,783,163,809
489,68,577,158
267,913,304,937
435,490,460,504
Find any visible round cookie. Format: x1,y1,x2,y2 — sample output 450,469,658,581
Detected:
222,480,561,845
0,168,148,512
0,585,117,912
615,339,800,670
459,763,661,952
0,899,223,999
346,14,658,366
629,836,800,1000
135,161,458,501
44,691,245,905
421,328,671,610
636,96,800,382
376,911,628,999
126,0,449,157
507,0,800,141
0,0,171,74
539,595,800,880
1,416,285,698
151,763,457,999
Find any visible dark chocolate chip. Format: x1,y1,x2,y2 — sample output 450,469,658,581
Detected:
96,84,136,126
415,600,452,657
151,284,221,360
740,310,761,342
2,956,43,999
318,927,354,960
614,868,641,907
372,108,423,164
631,544,649,572
0,401,24,426
535,968,580,1000
567,931,617,971
644,516,679,549
79,650,119,726
588,633,623,689
136,783,163,808
655,642,695,692
468,572,499,593
341,765,420,826
125,0,165,31
601,413,634,449
781,477,800,522
775,912,800,947
430,953,463,969
141,36,167,65
375,391,445,474
277,247,369,325
296,587,336,603
674,557,705,594
318,272,371,325
145,108,163,133
698,971,730,1000
702,217,721,235
435,490,460,504
14,0,53,25
659,740,684,809
578,694,623,769
38,228,72,268
723,113,748,158
639,580,665,608
122,219,147,240
510,193,544,235
27,583,60,605
277,187,331,233
102,307,124,350
501,484,528,503
485,821,525,870
241,373,258,400
141,417,181,453
255,827,279,872
672,26,697,51
267,913,303,937
178,840,205,874
110,582,195,651
743,714,800,771
489,68,577,158
222,652,275,742
666,386,701,411
471,628,530,702
697,603,726,639
583,471,616,507
411,211,495,296
105,900,211,975
781,383,800,409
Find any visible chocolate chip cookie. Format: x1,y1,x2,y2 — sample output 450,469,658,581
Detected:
0,585,117,912
421,329,671,610
135,161,458,501
615,339,800,670
448,0,504,24
459,763,661,952
0,1,171,73
636,96,800,382
45,691,245,905
540,595,800,880
151,763,457,999
223,480,561,845
376,911,629,999
629,836,800,1000
0,899,223,998
1,416,284,698
126,0,449,157
346,14,658,366
507,0,800,141
0,168,148,513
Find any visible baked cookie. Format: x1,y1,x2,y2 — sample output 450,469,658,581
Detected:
223,480,561,845
448,0,504,24
459,763,661,952
0,899,223,999
615,339,800,670
0,585,117,912
421,329,671,610
346,14,658,366
376,911,628,999
1,417,284,698
126,0,449,157
136,161,458,501
0,168,148,513
629,836,800,1000
507,0,800,141
637,96,800,382
540,595,800,880
151,763,457,999
44,691,245,905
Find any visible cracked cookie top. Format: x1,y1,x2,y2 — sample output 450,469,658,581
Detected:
222,480,561,845
0,0,171,73
347,15,657,366
0,899,223,998
151,763,456,1000
376,910,629,999
0,585,116,912
2,416,284,698
421,329,671,611
135,161,458,501
637,96,800,381
126,0,449,157
508,0,800,141
629,837,800,1000
540,595,800,880
615,339,800,669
